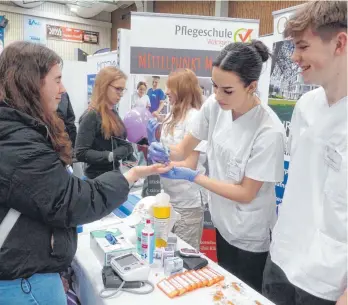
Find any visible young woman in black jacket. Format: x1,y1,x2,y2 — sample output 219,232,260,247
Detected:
75,66,133,179
0,42,170,305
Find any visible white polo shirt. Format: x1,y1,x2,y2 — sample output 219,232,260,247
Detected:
131,93,150,109
190,95,285,252
160,108,207,209
271,87,347,301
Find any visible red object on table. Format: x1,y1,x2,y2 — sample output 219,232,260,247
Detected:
200,228,217,262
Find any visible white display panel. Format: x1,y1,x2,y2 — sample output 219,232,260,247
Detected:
62,60,87,126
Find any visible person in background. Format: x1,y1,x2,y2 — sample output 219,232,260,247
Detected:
132,81,150,109
149,40,285,293
0,41,171,305
200,86,207,102
148,69,207,250
147,76,166,118
57,92,77,147
75,67,134,179
263,2,347,305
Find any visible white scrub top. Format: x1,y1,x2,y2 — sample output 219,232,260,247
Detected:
271,87,347,301
131,93,150,109
190,95,285,252
161,108,207,209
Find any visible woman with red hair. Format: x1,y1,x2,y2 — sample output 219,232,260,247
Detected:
152,69,207,250
76,66,133,179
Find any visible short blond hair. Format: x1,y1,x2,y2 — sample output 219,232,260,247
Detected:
284,1,347,41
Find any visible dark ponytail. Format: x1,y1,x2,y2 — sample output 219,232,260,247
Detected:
213,40,271,86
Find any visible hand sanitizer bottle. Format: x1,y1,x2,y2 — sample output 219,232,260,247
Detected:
141,218,155,264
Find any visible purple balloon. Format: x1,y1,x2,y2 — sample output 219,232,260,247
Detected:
124,106,152,143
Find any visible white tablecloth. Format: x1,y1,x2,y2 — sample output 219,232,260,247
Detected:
72,218,275,305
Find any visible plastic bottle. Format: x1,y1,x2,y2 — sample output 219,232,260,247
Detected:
153,192,171,248
136,212,146,255
141,218,155,264
76,225,83,233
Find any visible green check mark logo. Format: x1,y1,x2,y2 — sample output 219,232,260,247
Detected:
234,28,253,42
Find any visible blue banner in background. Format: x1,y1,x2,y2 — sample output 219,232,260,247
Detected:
0,16,4,54
275,160,289,212
87,74,96,104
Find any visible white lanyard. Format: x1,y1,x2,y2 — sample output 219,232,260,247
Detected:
0,165,74,249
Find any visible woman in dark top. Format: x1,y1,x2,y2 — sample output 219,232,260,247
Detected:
0,41,170,305
75,67,133,179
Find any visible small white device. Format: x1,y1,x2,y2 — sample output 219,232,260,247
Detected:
110,252,150,282
179,248,202,257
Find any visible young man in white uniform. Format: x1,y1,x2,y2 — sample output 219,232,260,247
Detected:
149,40,285,293
262,2,347,305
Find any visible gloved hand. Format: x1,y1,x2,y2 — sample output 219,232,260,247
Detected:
147,118,159,144
148,142,170,164
160,167,199,182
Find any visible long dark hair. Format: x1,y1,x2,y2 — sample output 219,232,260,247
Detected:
0,41,72,165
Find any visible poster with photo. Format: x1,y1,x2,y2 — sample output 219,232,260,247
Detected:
271,5,318,207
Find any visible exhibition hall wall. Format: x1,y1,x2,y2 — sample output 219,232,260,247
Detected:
0,1,111,60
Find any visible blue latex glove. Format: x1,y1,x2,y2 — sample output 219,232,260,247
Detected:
160,167,199,182
148,142,170,164
147,118,159,144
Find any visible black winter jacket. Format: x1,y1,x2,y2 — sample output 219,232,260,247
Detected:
57,92,77,147
75,109,133,179
0,103,130,280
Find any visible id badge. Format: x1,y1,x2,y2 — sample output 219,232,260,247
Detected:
324,145,342,172
227,157,242,181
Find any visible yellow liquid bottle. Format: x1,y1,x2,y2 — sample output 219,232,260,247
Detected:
153,192,171,248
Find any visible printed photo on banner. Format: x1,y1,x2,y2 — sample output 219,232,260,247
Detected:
271,4,316,209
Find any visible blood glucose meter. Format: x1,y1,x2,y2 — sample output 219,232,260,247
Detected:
110,252,150,282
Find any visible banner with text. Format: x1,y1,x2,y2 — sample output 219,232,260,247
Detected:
131,47,220,77
47,24,99,44
24,16,46,44
270,4,317,208
86,51,118,104
131,12,259,51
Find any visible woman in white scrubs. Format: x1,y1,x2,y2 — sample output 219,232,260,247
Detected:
149,40,285,292
149,69,207,250
131,81,151,109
